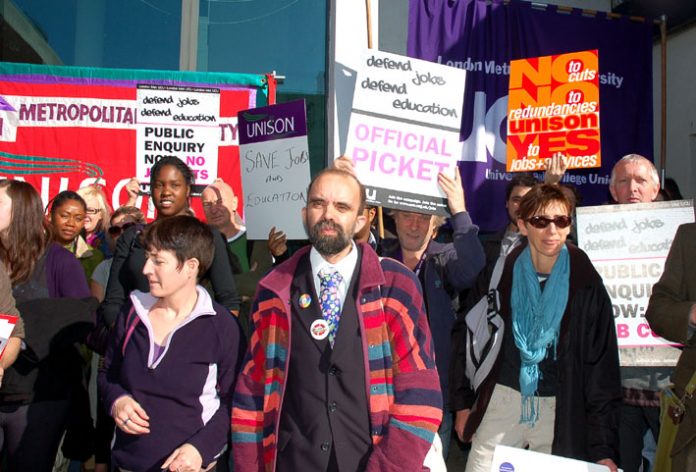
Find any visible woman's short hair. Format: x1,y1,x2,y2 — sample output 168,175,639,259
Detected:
77,184,113,231
0,180,51,284
517,184,573,221
142,215,213,280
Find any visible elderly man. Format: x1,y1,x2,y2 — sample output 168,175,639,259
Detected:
201,179,273,330
380,168,485,459
646,223,696,470
232,168,442,472
607,154,666,472
609,153,660,204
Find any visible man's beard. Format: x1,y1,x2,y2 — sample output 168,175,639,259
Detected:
309,220,352,256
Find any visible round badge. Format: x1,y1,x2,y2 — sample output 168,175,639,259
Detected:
299,293,312,308
310,319,330,341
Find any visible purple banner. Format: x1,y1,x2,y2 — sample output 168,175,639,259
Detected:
408,0,654,232
238,99,308,145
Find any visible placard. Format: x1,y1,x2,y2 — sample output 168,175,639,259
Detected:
238,100,310,240
491,445,622,472
576,200,695,366
506,50,601,172
0,314,19,359
136,84,221,188
344,50,466,215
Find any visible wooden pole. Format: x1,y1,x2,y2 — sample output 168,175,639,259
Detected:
365,0,385,239
659,14,667,186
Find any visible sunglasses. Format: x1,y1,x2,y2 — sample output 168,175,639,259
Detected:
108,222,137,237
526,215,572,229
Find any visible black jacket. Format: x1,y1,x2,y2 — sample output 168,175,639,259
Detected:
450,242,621,463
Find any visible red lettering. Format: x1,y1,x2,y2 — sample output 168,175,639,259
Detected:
507,134,537,157
616,323,629,339
566,129,600,155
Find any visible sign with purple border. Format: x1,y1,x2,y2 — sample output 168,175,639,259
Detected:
238,99,310,239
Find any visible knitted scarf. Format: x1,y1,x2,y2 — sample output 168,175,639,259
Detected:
510,245,570,425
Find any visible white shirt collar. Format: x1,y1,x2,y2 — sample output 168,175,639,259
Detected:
226,226,247,243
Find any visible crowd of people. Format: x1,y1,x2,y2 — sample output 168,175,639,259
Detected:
0,151,691,472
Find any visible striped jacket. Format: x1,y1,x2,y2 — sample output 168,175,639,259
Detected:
232,243,442,471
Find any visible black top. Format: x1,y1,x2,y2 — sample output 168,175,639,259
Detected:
496,278,559,397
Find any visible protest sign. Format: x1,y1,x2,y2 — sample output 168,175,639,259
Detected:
136,85,221,187
576,200,695,366
491,445,623,472
0,314,18,359
506,50,601,173
345,50,466,215
238,100,310,240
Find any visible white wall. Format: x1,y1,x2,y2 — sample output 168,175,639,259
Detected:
653,24,696,199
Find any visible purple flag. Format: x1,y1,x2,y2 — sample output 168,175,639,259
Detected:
408,0,654,232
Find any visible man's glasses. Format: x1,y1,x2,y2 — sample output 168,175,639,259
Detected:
202,199,224,209
526,215,572,229
108,222,137,237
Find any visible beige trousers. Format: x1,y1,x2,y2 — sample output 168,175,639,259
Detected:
465,384,556,472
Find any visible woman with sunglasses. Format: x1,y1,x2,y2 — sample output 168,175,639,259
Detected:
450,184,621,472
91,206,146,303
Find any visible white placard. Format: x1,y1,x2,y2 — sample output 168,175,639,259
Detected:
345,49,466,215
136,85,221,187
576,199,695,366
240,136,309,239
491,445,621,472
238,100,310,240
0,314,18,358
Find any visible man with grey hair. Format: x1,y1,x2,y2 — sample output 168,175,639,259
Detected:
609,154,660,204
380,167,485,459
609,153,666,472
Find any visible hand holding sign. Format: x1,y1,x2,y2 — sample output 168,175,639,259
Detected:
544,154,569,185
438,167,466,214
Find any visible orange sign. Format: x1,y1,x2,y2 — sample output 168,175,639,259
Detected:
506,50,600,172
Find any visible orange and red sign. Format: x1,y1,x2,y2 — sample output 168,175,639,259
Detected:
506,50,600,172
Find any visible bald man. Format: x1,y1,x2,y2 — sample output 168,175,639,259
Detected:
201,179,272,329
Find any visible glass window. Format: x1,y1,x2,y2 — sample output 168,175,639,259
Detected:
198,0,328,173
1,0,181,69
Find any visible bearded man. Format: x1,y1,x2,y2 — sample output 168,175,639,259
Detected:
232,168,442,472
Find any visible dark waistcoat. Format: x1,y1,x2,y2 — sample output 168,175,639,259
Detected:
277,250,371,472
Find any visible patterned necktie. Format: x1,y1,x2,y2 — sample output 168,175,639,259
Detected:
318,268,343,348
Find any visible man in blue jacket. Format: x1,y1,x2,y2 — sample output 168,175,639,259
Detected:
380,167,485,459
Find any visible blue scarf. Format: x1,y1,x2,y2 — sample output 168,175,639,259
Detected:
510,245,570,425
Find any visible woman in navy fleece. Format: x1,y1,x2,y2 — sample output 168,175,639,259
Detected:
99,215,245,472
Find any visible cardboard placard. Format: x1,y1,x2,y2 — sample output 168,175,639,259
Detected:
507,50,601,172
491,445,622,472
238,100,310,240
345,50,466,215
576,200,695,366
